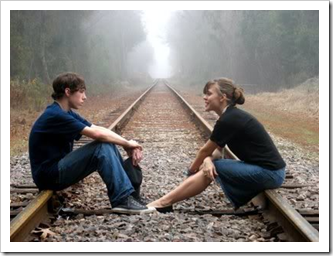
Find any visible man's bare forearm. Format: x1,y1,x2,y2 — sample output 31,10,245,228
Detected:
83,125,131,147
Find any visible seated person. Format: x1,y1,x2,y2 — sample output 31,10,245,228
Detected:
29,72,154,214
148,78,286,211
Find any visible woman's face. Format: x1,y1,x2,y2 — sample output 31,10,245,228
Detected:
203,83,224,112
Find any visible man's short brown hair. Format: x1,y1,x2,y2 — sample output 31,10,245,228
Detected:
52,72,86,100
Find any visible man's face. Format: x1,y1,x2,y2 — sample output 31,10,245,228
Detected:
68,89,87,109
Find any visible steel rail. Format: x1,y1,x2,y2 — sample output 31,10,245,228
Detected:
9,81,158,242
164,80,319,242
108,81,158,132
10,190,53,242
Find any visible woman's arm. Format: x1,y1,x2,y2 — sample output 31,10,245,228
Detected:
206,147,223,161
147,142,219,208
189,140,218,173
199,147,223,180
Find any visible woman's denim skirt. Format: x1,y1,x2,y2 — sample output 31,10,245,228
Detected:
214,159,285,209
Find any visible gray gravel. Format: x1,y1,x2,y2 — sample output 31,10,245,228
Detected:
10,83,318,242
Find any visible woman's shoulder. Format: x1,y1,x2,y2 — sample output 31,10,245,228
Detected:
218,106,254,127
223,106,252,119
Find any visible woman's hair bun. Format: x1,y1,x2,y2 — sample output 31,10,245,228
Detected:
233,87,245,105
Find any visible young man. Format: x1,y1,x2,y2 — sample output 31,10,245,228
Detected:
29,72,154,214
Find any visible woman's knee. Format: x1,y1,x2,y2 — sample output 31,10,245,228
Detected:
265,170,285,189
213,159,238,175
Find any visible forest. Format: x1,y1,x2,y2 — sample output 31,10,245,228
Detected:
166,10,319,91
10,10,319,109
10,10,154,109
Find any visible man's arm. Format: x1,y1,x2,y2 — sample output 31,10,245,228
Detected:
81,125,140,149
82,124,143,165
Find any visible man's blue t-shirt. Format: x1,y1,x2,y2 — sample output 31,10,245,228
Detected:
29,102,91,189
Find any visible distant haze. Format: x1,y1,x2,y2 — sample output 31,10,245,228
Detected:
10,10,319,93
142,10,174,78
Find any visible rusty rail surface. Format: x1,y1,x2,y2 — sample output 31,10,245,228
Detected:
10,81,158,242
163,80,319,242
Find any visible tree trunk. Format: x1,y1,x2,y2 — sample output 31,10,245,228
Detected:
39,11,51,84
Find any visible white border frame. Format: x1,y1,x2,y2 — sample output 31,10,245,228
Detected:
1,1,329,253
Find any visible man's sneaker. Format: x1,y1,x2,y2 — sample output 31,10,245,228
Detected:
111,195,156,214
132,195,151,205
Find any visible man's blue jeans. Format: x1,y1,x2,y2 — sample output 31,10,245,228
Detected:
57,141,134,207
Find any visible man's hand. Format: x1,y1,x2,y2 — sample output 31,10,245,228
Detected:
124,140,143,166
124,139,142,150
129,148,143,166
82,126,143,165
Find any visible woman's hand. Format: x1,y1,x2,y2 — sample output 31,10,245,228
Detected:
200,157,218,181
188,140,218,174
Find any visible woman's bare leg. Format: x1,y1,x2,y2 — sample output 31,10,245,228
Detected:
147,170,212,208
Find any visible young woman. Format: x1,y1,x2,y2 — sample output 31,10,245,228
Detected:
148,78,286,211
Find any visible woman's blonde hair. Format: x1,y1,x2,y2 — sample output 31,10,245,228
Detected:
203,77,245,106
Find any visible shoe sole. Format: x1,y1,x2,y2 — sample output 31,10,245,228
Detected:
155,205,173,213
111,206,156,215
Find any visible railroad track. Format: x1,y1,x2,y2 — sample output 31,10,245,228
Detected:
10,79,319,242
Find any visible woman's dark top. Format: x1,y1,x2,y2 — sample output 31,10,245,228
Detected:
210,106,286,170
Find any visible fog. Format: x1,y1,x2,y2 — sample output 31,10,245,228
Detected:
142,10,174,78
11,10,318,93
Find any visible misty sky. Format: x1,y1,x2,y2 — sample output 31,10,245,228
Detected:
142,10,174,78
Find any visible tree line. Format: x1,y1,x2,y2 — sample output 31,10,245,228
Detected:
166,10,319,91
10,10,153,90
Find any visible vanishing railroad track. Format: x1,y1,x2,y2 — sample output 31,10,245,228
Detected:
10,80,319,242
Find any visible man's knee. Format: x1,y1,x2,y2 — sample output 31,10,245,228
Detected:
97,142,115,150
96,142,118,158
